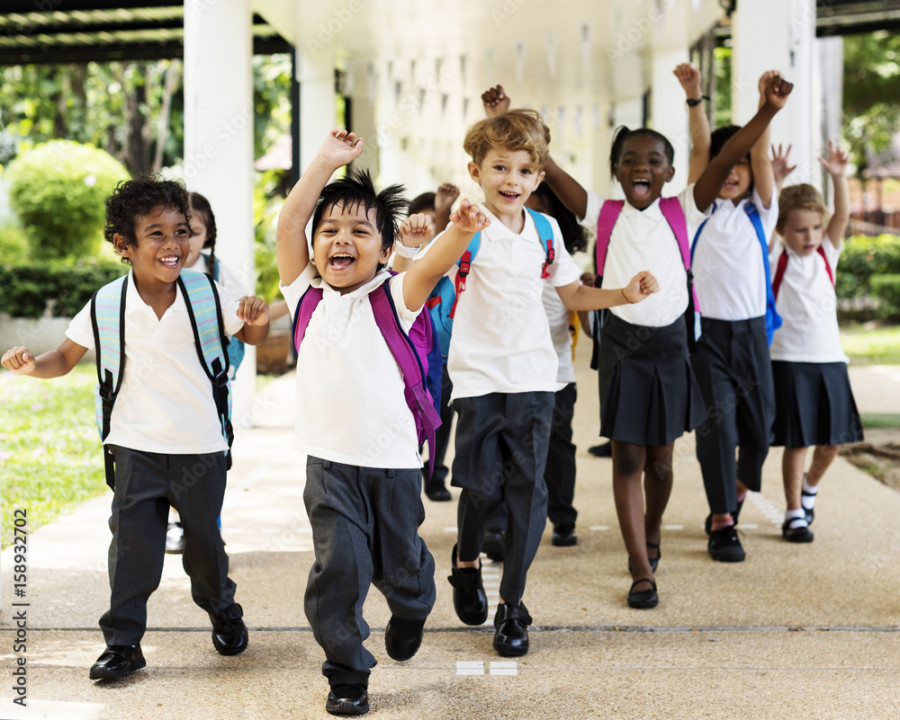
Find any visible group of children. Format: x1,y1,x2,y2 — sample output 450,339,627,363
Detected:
0,60,863,718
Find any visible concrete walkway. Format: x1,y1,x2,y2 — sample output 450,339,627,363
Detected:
1,353,899,720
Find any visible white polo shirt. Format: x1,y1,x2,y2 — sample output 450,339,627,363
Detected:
581,186,707,327
691,186,778,321
66,270,244,454
441,205,582,400
770,240,847,363
281,266,422,469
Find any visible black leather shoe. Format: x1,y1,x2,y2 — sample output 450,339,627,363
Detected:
326,684,369,716
210,605,248,656
493,602,532,657
384,616,426,661
627,578,659,609
424,482,452,501
89,644,146,680
552,524,577,547
447,545,488,625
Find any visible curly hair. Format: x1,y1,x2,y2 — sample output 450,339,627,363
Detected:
104,176,190,264
463,108,551,170
311,169,407,254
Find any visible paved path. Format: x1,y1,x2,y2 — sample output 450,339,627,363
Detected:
1,354,899,719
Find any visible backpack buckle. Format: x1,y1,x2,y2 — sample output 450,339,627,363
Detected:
213,370,229,389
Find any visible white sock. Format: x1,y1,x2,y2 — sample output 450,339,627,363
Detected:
784,508,808,527
801,473,818,510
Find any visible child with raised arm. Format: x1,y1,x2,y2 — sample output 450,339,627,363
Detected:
770,141,862,542
688,71,792,563
275,129,489,717
1,177,270,681
443,107,658,654
491,70,792,607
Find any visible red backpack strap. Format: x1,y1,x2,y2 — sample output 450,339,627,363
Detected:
595,200,624,280
772,250,789,301
817,245,835,286
292,286,324,352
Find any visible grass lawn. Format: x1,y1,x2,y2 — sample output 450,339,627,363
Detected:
0,364,104,548
841,324,900,365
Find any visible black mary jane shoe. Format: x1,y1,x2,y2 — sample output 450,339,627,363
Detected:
493,602,533,657
385,616,426,661
326,684,369,716
627,578,659,609
448,544,488,625
89,644,146,680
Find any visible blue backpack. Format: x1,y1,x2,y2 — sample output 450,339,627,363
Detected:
292,274,444,477
424,207,556,359
208,255,246,375
691,202,783,344
90,270,234,488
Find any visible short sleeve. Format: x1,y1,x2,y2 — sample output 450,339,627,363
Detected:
677,183,711,238
751,185,779,239
280,264,317,321
387,272,422,332
580,190,604,233
542,215,582,288
65,299,95,350
214,279,245,337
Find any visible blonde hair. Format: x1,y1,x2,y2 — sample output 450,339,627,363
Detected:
777,183,829,229
463,108,551,170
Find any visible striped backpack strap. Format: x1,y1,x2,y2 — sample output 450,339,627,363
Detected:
90,274,128,488
178,271,234,465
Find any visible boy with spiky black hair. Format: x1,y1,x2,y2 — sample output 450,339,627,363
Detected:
276,129,489,717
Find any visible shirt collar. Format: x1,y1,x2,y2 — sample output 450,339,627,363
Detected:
312,266,391,299
124,269,186,315
478,203,536,240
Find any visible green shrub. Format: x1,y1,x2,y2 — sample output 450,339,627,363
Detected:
0,259,127,318
5,140,129,260
0,225,29,263
871,273,900,320
837,234,900,299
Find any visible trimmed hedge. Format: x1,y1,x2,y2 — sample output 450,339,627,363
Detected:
871,274,900,320
0,259,127,319
837,234,900,299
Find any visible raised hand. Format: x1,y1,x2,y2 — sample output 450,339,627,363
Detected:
770,143,797,185
398,213,436,247
434,183,460,215
673,62,702,98
450,198,491,234
317,129,364,169
818,139,849,177
481,85,511,118
761,72,793,110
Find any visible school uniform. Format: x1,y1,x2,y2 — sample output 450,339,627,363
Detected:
65,269,244,647
281,265,436,688
581,187,708,446
690,187,778,514
445,204,581,605
769,240,863,447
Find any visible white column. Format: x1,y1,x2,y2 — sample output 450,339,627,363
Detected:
731,0,816,187
296,49,338,171
651,48,691,194
183,0,256,432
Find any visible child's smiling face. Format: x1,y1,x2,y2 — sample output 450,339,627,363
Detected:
718,157,752,203
114,205,191,286
468,146,545,220
614,134,675,210
311,201,390,294
779,207,825,257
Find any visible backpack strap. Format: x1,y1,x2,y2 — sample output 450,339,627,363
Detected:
745,203,783,344
91,274,128,489
369,283,442,478
292,285,324,351
660,197,701,352
772,245,834,302
178,271,234,468
595,200,624,280
450,233,481,319
524,207,556,278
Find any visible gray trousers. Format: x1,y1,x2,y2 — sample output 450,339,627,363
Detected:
100,446,236,646
303,457,436,687
691,316,776,515
451,391,553,606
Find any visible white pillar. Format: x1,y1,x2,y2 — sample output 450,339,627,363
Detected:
651,48,691,194
731,0,816,187
183,0,256,432
297,49,338,171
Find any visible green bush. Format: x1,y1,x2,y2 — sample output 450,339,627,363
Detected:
5,140,129,260
0,258,127,318
871,273,900,320
837,234,900,299
0,225,29,263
